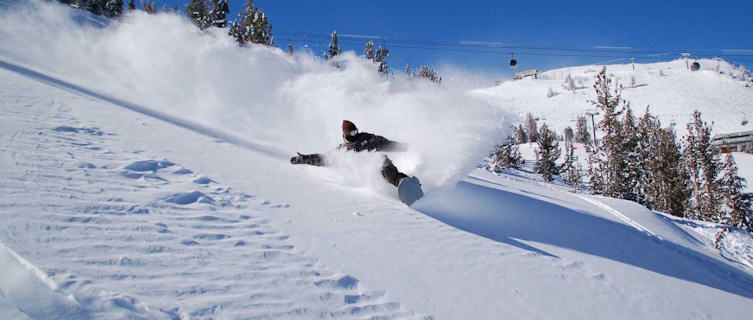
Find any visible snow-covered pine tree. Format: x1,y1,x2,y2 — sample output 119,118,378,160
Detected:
325,30,342,60
620,105,640,202
720,154,753,232
590,67,627,199
287,40,294,54
375,46,389,74
230,0,274,46
546,87,555,98
186,0,211,30
574,115,591,145
364,41,375,61
410,66,441,84
653,125,691,216
515,124,528,144
683,111,723,221
636,107,660,208
586,142,604,195
535,123,561,182
210,0,229,28
565,73,575,92
524,113,538,143
561,129,582,189
488,137,523,172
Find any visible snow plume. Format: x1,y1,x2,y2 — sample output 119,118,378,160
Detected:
0,0,509,191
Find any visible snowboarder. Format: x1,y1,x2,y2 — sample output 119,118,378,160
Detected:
290,120,409,187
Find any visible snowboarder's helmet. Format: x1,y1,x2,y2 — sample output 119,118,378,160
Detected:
342,120,358,137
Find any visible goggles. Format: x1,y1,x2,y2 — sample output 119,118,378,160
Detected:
346,130,358,137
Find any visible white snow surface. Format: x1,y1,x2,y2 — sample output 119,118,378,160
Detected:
1,1,753,319
473,54,753,136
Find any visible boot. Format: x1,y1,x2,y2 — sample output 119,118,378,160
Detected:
290,153,326,166
381,156,408,187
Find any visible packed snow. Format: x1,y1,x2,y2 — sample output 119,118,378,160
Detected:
0,1,752,319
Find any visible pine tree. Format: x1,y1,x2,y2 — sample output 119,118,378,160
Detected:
653,126,691,216
127,0,135,10
565,73,575,92
375,45,389,75
575,115,592,145
620,105,640,201
635,107,660,208
683,111,723,221
561,130,583,189
589,67,627,198
564,127,574,143
515,124,527,144
524,113,538,143
287,39,294,54
489,137,523,172
230,0,274,46
186,0,211,30
325,30,342,59
141,0,156,13
586,143,604,195
103,0,123,17
535,123,561,182
720,154,753,231
364,41,375,61
410,66,441,84
73,0,106,15
210,0,229,28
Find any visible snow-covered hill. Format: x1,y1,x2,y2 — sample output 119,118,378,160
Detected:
1,1,752,319
473,57,753,136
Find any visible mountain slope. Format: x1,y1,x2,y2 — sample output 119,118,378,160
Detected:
1,61,752,319
0,1,752,319
473,58,753,135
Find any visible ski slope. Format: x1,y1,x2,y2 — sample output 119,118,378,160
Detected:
473,56,753,136
1,1,753,319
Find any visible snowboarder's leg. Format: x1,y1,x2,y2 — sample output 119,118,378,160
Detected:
381,156,408,187
290,153,327,166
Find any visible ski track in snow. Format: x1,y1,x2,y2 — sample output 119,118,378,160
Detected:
573,194,661,240
0,81,427,319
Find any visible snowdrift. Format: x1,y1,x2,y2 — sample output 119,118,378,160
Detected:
0,0,510,193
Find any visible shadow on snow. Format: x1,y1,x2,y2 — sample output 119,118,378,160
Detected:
413,178,753,300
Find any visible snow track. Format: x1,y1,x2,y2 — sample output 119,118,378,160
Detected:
575,194,661,240
0,70,426,319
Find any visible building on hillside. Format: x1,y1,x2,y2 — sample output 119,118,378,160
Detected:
712,130,753,153
513,69,539,80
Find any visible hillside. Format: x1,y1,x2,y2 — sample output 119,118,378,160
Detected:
1,1,752,319
473,58,753,136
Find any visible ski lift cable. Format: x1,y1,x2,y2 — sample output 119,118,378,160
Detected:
286,36,704,60
276,30,753,58
290,35,752,65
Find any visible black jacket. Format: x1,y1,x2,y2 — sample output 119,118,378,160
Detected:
338,132,406,152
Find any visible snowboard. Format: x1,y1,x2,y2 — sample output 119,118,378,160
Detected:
398,176,424,206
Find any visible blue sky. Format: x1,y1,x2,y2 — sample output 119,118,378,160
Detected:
158,0,753,76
